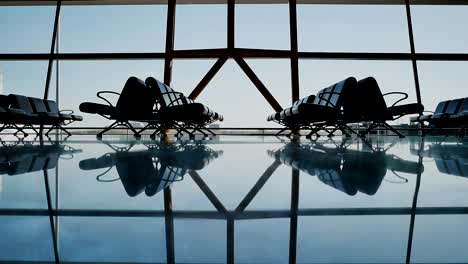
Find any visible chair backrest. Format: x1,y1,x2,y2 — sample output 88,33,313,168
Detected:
45,100,60,114
0,95,10,108
351,77,391,121
458,98,468,113
311,77,357,112
9,94,35,114
145,77,188,108
434,100,450,114
28,97,49,114
444,98,463,115
115,77,157,119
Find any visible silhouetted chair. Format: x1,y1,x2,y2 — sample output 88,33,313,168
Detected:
452,98,468,137
410,100,450,124
0,94,82,137
411,98,467,136
0,95,31,136
353,77,424,138
267,77,359,138
145,77,223,138
79,77,157,138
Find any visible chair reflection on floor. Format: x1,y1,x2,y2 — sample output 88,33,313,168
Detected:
0,142,81,176
411,142,468,177
79,141,223,197
268,142,423,195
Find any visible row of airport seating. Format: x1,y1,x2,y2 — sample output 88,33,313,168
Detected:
268,77,424,138
0,76,465,139
410,97,468,136
80,76,223,139
0,94,82,137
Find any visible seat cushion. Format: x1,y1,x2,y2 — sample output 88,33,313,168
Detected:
160,103,222,122
431,113,451,120
419,114,433,121
386,103,424,118
80,102,116,116
275,103,335,122
59,113,73,120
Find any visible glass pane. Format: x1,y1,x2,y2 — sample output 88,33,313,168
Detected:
413,6,468,53
0,216,55,262
298,4,410,53
175,219,225,263
298,216,409,263
236,219,289,263
0,6,55,53
236,4,290,50
60,216,166,263
174,4,226,50
412,216,468,263
60,5,167,53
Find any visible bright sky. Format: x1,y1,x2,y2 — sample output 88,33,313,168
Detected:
0,4,468,127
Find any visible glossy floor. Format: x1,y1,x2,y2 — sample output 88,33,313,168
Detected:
0,135,467,263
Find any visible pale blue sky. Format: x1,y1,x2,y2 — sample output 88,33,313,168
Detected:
0,4,467,127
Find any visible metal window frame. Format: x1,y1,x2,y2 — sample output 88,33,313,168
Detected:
3,0,468,116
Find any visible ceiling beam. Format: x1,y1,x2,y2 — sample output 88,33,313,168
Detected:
1,0,468,6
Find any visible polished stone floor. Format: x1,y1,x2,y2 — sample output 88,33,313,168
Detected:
0,135,467,263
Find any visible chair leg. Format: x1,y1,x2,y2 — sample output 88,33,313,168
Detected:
204,127,216,136
97,121,119,138
276,127,288,136
45,125,72,137
381,122,405,138
339,124,359,138
58,125,72,137
123,122,141,138
365,122,405,138
326,127,338,138
150,126,165,139
306,124,323,139
458,126,467,138
12,124,28,137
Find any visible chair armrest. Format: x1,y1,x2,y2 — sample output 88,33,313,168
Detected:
97,91,120,107
382,92,408,107
60,109,74,115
